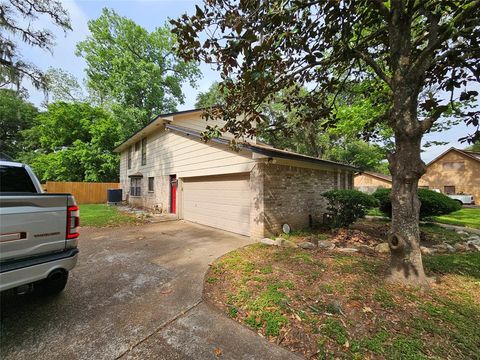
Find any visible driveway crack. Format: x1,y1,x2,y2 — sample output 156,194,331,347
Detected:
115,299,203,359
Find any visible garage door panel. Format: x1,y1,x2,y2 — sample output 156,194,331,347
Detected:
182,173,251,236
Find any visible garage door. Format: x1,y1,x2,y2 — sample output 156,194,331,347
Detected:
182,173,251,236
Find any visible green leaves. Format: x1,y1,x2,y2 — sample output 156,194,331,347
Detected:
19,102,122,182
76,8,200,127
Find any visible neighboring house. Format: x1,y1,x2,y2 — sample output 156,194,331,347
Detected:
354,171,392,194
113,109,357,238
419,147,480,202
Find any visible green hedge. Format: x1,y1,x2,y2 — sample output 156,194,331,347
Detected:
373,188,461,219
323,189,378,228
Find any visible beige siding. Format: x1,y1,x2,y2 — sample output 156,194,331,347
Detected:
170,113,256,142
182,173,251,236
120,127,256,212
421,151,480,202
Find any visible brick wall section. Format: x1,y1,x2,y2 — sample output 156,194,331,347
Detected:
258,163,352,237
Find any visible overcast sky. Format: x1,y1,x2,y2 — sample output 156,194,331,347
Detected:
20,0,477,163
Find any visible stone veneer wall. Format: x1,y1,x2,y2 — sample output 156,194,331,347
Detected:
251,162,353,238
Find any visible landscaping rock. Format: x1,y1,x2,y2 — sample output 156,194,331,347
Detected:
355,245,375,255
444,243,456,253
467,237,480,245
337,247,359,253
260,238,276,246
456,230,468,235
375,242,390,253
275,238,298,248
298,241,316,250
466,240,480,252
454,243,469,252
432,244,450,253
304,235,319,245
420,246,436,255
317,240,336,250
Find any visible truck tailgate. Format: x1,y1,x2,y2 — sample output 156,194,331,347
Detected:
0,194,69,262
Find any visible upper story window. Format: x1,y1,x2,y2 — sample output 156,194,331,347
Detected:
127,146,132,170
141,137,147,166
443,161,465,171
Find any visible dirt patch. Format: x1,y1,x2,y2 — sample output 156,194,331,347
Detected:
204,242,480,359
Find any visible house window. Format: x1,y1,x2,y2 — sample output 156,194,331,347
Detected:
130,178,142,196
135,141,140,151
127,146,132,170
148,177,154,192
141,137,147,165
443,161,465,171
444,186,456,194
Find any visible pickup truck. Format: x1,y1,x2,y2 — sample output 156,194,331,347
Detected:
447,194,475,205
0,160,79,295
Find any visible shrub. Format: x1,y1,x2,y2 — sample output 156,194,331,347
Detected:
373,188,461,219
322,189,378,228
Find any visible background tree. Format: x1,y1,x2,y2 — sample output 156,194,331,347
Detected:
195,82,225,108
76,8,200,127
0,89,38,158
21,102,121,182
0,0,71,89
465,141,480,152
44,67,85,104
172,0,480,288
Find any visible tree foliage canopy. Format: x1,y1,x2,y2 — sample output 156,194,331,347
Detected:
172,0,479,142
0,89,38,158
77,8,200,126
0,0,71,90
21,102,122,182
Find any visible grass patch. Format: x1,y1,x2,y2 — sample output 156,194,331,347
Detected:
322,318,348,345
368,207,385,217
433,208,480,229
419,223,468,244
79,204,140,227
423,252,480,279
204,231,480,359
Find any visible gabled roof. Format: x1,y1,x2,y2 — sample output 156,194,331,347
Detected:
355,171,392,182
426,147,480,166
113,108,208,153
165,124,358,171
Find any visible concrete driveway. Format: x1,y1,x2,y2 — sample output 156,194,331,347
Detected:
0,221,301,360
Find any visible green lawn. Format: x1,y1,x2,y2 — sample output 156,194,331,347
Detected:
79,204,140,227
433,208,480,229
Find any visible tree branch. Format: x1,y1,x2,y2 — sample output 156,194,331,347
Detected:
372,0,390,20
411,0,480,76
351,49,392,88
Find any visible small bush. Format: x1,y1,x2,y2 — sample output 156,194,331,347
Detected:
373,188,461,219
322,189,378,228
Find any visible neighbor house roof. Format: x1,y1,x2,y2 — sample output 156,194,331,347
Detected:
426,147,480,166
164,124,358,171
355,171,392,182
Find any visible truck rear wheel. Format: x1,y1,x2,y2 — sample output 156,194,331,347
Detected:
36,269,69,295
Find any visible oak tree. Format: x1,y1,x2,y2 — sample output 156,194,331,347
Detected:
172,0,480,288
0,0,71,89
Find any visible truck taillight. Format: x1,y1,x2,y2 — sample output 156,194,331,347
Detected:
67,205,80,239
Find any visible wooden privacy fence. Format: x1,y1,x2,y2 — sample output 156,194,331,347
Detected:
44,181,121,204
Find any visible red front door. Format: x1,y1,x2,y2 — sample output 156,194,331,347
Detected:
170,175,177,214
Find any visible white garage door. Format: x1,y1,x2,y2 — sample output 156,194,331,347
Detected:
182,173,251,236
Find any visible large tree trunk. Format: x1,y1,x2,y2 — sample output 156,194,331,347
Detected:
387,112,431,289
